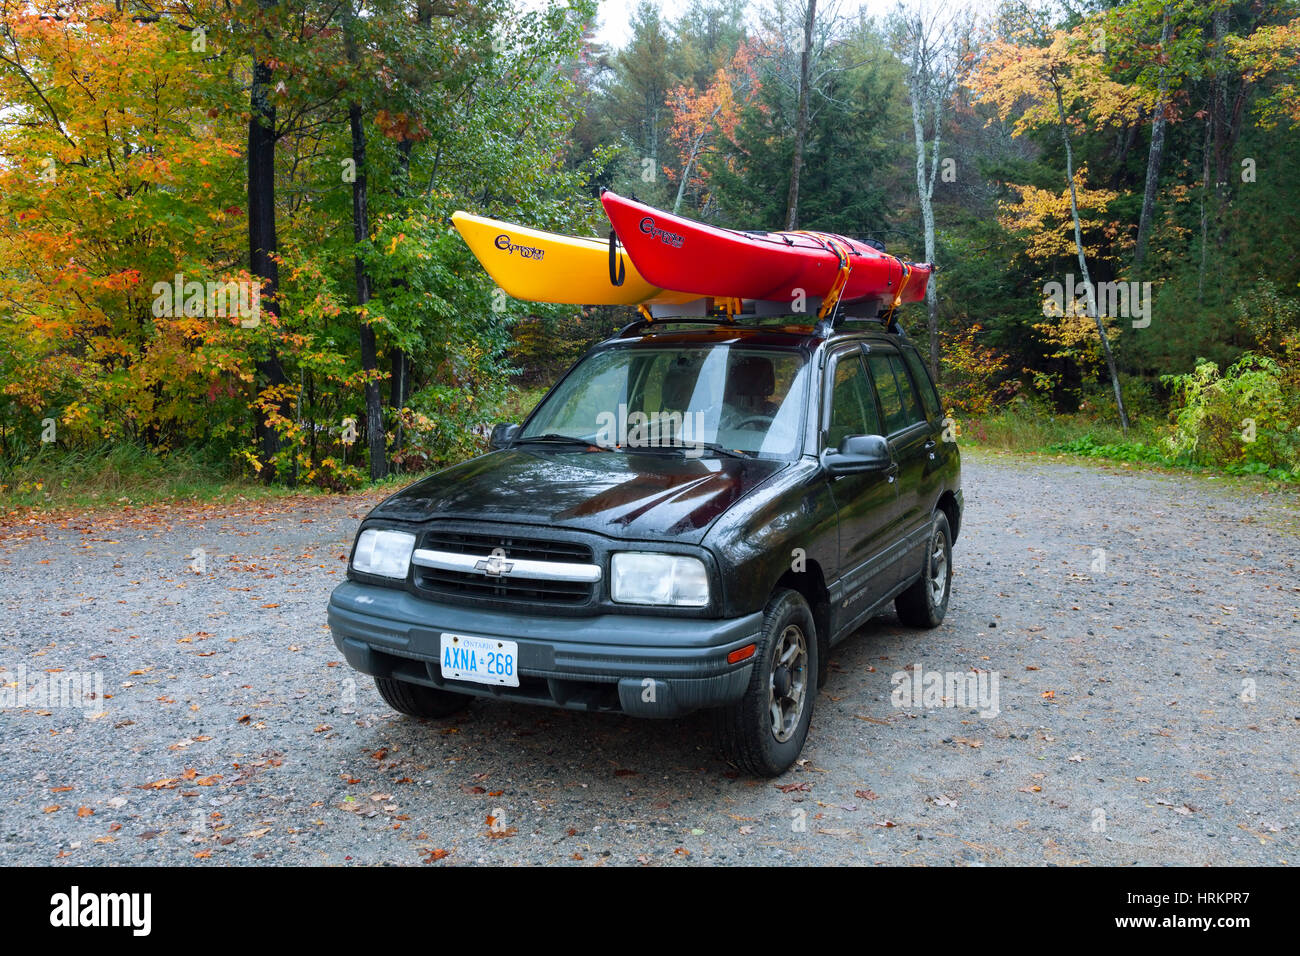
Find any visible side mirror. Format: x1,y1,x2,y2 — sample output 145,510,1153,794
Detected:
822,434,892,475
488,423,519,450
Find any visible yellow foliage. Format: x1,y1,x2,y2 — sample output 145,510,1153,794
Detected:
997,166,1122,262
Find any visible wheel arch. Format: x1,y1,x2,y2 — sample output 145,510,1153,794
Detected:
772,560,831,688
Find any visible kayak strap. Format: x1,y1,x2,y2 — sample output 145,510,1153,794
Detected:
816,236,853,321
608,231,626,287
637,305,653,321
789,231,852,320
885,263,914,326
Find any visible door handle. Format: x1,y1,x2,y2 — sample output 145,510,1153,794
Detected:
923,439,937,450
886,463,899,483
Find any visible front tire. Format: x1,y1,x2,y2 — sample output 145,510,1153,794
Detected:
374,676,470,718
895,511,953,628
713,589,819,777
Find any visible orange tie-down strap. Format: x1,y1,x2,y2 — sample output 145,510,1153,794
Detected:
790,231,853,320
885,263,915,323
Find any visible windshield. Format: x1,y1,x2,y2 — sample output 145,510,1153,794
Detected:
519,343,810,459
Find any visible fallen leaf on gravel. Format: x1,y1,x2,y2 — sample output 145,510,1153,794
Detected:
1019,785,1042,793
194,851,212,859
369,793,392,802
76,806,94,818
952,737,982,748
423,849,449,863
93,836,115,844
106,797,127,809
1136,777,1150,783
196,775,221,786
854,715,890,725
854,789,879,800
485,826,517,840
1068,754,1085,763
874,820,897,828
614,768,638,777
462,786,486,795
1041,691,1056,699
50,786,74,793
42,805,60,814
931,794,958,808
314,724,332,733
739,826,754,835
775,782,811,793
636,855,651,865
674,847,690,857
236,715,250,724
818,827,853,835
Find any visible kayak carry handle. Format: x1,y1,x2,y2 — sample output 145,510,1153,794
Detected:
608,231,626,287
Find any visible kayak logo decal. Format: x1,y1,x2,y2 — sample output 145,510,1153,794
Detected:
494,233,545,260
638,216,684,249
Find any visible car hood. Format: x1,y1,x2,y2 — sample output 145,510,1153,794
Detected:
368,448,790,543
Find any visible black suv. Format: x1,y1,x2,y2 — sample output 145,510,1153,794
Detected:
328,316,962,776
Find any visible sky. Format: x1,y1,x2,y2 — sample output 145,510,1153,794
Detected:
586,0,907,50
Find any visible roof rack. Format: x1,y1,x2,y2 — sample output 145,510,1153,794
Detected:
613,294,908,341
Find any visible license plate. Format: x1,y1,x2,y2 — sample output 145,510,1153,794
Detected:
439,633,519,688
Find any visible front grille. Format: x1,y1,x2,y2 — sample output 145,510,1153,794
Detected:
414,530,597,606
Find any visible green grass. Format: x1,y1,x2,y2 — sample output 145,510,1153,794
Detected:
960,403,1300,485
0,382,554,514
0,443,312,512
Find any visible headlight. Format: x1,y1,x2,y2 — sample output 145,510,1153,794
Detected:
351,529,415,579
611,552,709,607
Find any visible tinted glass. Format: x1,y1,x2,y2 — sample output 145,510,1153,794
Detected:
889,354,926,428
900,347,942,420
866,352,908,434
826,353,882,449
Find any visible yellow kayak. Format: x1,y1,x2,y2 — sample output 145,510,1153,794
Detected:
451,211,697,306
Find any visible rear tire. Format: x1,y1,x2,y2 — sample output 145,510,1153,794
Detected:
895,511,953,628
374,676,470,718
713,589,818,777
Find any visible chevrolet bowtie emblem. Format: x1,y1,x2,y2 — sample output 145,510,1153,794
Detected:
476,554,514,576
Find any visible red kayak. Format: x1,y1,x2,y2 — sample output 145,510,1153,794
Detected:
601,191,931,309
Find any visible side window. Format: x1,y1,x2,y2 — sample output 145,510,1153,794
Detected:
825,353,882,449
865,352,908,434
888,354,926,428
900,347,942,421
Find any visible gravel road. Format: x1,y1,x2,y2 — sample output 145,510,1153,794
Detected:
1,451,1297,866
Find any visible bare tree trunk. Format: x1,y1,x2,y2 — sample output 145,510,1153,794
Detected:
248,0,287,480
1132,8,1171,278
1055,84,1129,435
906,17,943,381
784,0,816,230
344,4,387,481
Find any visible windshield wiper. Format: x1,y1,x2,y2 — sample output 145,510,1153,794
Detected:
680,442,753,459
514,433,603,448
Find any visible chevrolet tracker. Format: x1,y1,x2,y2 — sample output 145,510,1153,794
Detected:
328,313,962,776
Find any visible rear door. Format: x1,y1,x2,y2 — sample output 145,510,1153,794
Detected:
864,346,940,576
822,345,900,618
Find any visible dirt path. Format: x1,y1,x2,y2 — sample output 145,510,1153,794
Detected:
1,452,1296,865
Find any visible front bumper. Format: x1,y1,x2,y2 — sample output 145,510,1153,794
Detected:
327,581,762,717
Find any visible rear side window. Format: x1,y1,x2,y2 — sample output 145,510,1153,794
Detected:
826,353,882,448
901,347,942,421
866,353,906,434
